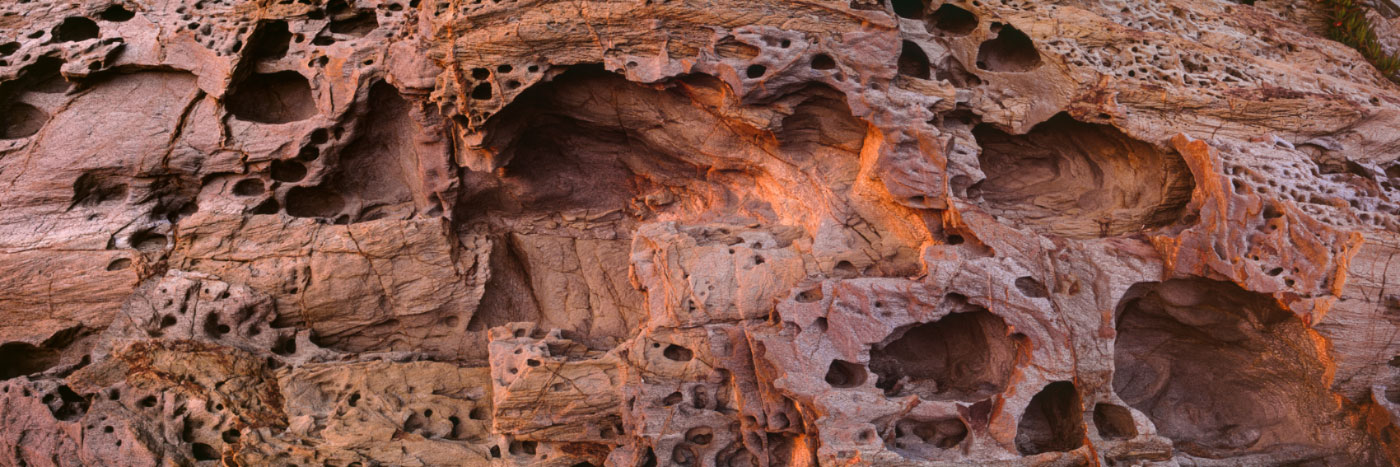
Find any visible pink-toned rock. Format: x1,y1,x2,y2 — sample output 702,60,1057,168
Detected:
1,0,1399,465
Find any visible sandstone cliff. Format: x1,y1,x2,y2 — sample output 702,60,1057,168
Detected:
2,0,1400,465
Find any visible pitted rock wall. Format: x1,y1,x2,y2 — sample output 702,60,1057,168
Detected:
2,0,1400,465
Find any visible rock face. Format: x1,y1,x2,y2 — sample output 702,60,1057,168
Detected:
2,0,1400,465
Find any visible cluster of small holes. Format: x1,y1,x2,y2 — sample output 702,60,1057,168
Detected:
1213,148,1400,294
1226,155,1400,232
308,1,405,46
450,63,543,126
994,0,1344,91
708,32,823,89
245,126,352,220
171,3,248,55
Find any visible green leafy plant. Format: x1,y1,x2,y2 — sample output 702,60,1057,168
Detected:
1320,0,1400,81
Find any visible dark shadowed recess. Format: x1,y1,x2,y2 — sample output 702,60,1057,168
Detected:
1114,278,1384,461
970,112,1194,238
869,308,1017,401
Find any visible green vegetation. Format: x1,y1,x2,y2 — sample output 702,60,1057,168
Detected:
1320,0,1400,82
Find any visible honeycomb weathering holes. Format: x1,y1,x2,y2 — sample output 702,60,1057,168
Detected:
1113,279,1348,458
971,113,1194,238
868,308,1016,400
226,71,316,124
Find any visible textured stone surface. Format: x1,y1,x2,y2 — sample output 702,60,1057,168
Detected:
2,0,1400,465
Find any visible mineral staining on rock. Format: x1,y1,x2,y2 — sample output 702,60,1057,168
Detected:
1,0,1400,465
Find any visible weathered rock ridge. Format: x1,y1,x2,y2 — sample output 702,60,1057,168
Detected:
2,0,1400,465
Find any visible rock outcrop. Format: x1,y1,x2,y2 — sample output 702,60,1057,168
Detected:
2,0,1400,465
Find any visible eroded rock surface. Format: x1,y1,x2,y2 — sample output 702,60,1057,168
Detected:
2,0,1400,465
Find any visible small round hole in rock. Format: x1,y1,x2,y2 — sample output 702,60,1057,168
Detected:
811,53,836,70
53,17,100,42
271,159,307,182
896,417,968,449
221,428,241,444
105,258,132,271
191,442,218,461
663,344,693,361
672,444,697,465
686,426,714,445
100,5,136,22
203,314,227,338
898,41,931,79
891,0,924,19
248,20,292,60
975,24,1041,72
824,359,867,388
0,342,60,380
508,440,537,455
1093,403,1137,440
130,231,167,252
232,178,265,196
1014,276,1048,298
471,82,493,100
297,145,320,161
272,335,297,356
1016,381,1085,454
745,64,767,79
929,3,978,35
0,102,50,139
284,186,344,218
248,198,280,215
226,71,317,124
328,10,378,36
